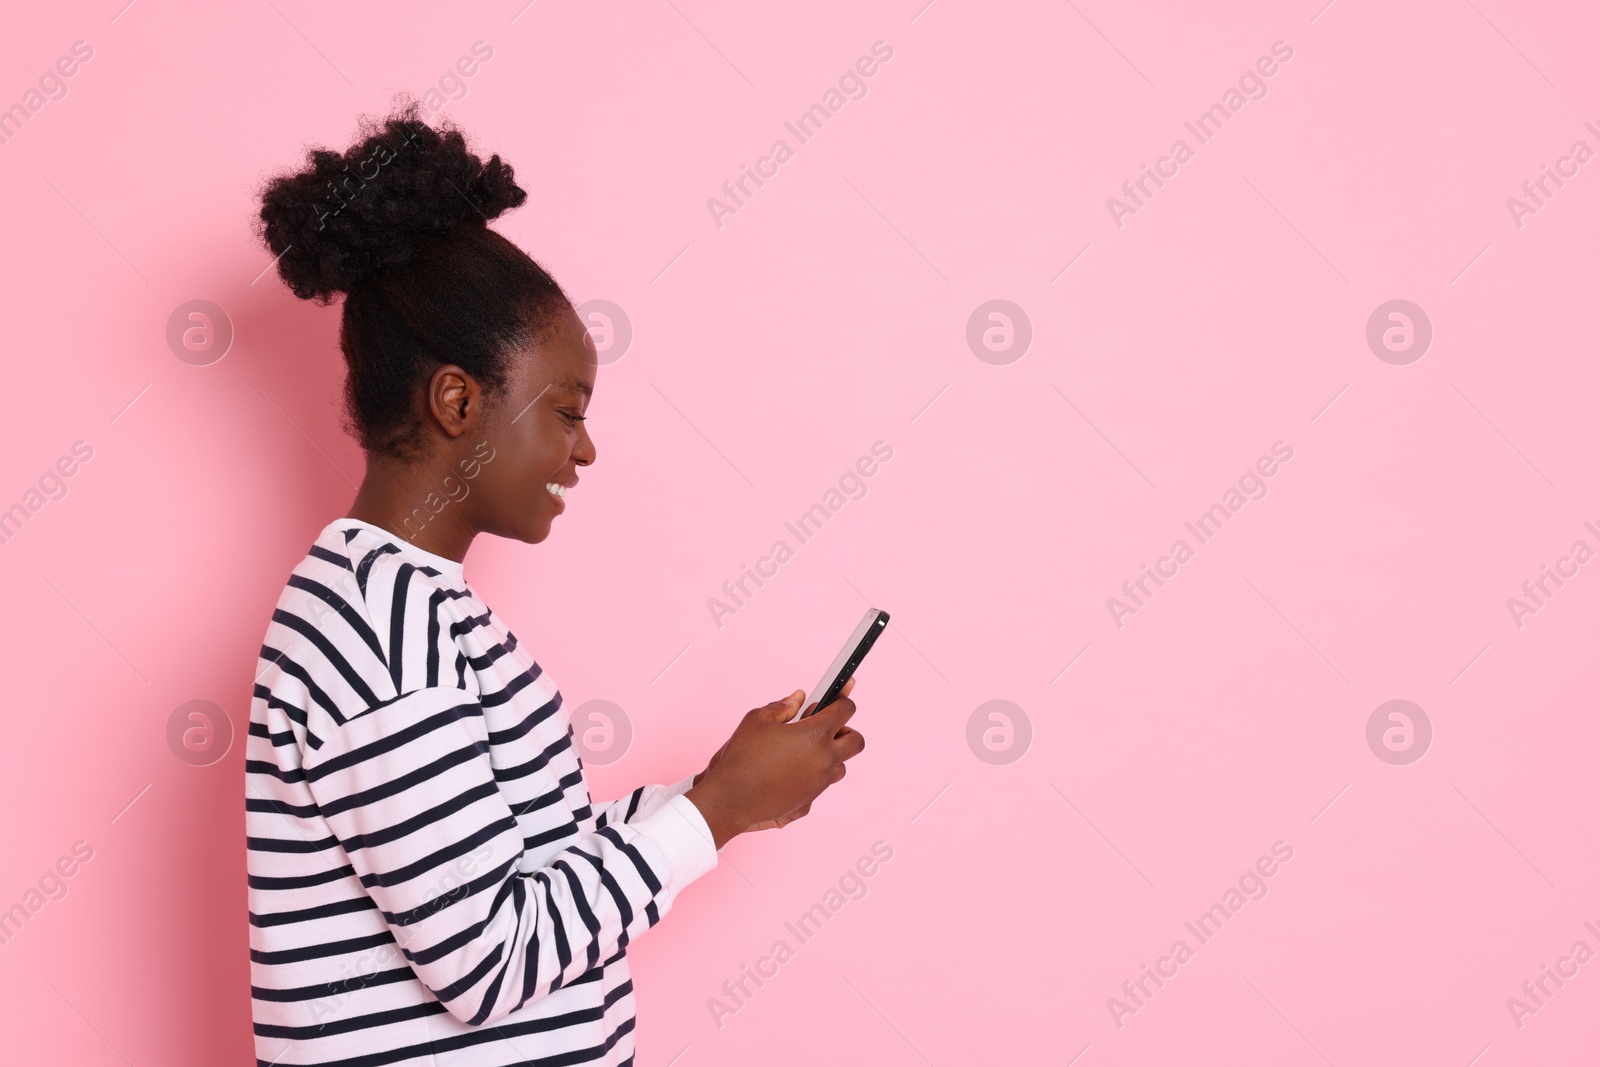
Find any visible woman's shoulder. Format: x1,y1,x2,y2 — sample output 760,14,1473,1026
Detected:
269,521,461,626
254,520,479,723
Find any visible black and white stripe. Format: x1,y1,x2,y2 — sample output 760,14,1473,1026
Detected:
248,519,716,1066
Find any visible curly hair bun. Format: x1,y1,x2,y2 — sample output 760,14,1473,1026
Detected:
257,105,527,302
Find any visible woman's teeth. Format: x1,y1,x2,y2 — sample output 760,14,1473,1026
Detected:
545,483,567,499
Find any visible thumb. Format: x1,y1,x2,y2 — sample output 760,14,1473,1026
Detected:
761,689,807,724
782,689,808,721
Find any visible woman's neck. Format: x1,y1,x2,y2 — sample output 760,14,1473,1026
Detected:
347,458,476,564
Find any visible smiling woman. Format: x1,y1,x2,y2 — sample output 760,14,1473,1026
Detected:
255,106,601,551
245,106,866,1067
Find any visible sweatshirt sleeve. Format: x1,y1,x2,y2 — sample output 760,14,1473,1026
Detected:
593,774,700,830
301,687,717,1026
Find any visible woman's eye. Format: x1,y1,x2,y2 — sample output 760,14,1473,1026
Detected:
560,411,586,426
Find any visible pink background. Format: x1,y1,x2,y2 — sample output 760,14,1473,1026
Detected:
1,0,1597,1063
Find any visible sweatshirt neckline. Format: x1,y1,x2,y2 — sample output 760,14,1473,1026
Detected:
334,517,466,582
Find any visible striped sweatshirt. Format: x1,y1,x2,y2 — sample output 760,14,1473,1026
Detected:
246,518,718,1066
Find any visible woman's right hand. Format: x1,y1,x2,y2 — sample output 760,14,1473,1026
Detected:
684,685,865,849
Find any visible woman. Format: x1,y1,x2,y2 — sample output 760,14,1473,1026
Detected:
247,108,865,1066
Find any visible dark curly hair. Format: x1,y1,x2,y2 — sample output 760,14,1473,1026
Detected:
256,104,572,459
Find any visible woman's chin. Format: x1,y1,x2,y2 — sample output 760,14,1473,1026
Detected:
522,516,555,544
483,512,555,545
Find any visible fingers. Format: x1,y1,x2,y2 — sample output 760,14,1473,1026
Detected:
776,800,814,828
751,799,813,832
794,677,857,721
811,694,857,732
831,725,866,760
757,678,857,724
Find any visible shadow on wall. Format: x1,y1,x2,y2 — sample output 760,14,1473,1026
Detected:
227,243,366,539
136,229,365,1060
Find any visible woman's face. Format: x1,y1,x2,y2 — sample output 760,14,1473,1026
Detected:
469,305,598,544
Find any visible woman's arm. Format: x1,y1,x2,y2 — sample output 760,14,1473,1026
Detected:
302,687,716,1027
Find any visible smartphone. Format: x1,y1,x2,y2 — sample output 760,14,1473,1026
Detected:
799,607,890,719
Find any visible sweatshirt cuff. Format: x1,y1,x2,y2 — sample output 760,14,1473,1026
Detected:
631,793,718,892
662,774,697,801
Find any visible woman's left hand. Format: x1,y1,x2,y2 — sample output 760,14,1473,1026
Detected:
690,677,856,832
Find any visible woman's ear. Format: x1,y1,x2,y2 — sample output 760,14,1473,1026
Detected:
427,365,480,439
